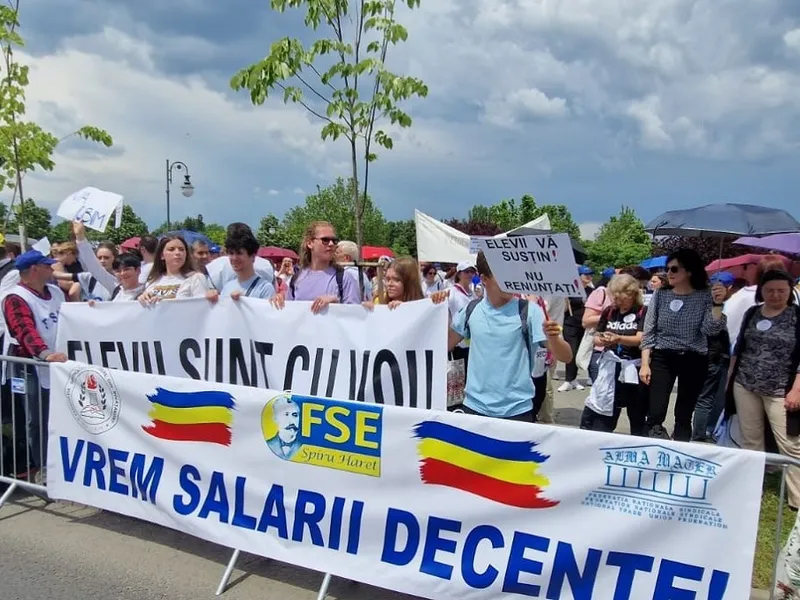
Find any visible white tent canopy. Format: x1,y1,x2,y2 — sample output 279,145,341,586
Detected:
414,210,551,263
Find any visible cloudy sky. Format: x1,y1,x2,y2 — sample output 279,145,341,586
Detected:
11,0,800,237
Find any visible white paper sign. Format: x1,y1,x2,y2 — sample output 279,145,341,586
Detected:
57,187,124,233
479,233,584,297
469,236,490,254
32,236,51,255
47,361,765,600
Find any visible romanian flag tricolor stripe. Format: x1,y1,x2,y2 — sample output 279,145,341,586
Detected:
413,420,548,463
142,421,232,446
147,404,233,426
146,388,235,409
419,458,558,509
416,438,550,488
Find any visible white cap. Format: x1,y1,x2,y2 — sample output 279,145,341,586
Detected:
456,260,476,273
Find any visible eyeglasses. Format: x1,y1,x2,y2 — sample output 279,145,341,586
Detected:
667,266,682,274
315,237,339,246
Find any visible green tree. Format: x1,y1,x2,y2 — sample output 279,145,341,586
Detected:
466,196,581,239
0,3,112,244
179,214,205,232
231,0,428,249
204,223,226,246
587,206,652,269
385,219,416,256
8,197,49,240
282,177,388,251
257,213,294,249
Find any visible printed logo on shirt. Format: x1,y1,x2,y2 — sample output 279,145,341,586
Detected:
64,366,121,435
150,284,181,298
582,444,727,529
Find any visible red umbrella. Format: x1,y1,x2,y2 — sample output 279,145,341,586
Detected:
361,246,394,261
257,246,298,260
120,236,140,250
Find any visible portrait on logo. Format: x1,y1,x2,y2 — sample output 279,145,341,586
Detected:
64,366,121,434
261,392,383,477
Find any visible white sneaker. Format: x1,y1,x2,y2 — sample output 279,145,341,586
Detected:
574,383,585,391
557,381,574,393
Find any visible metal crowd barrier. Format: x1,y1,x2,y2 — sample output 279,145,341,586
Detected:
0,352,798,600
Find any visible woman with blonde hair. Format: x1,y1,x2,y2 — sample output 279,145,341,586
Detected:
273,221,359,313
367,256,448,309
580,274,649,435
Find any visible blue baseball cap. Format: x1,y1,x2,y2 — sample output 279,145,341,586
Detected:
209,245,221,253
710,271,736,286
15,250,57,271
602,267,616,278
578,265,594,275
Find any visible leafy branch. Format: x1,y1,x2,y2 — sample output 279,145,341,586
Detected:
231,0,428,248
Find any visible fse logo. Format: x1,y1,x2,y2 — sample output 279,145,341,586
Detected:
261,393,383,477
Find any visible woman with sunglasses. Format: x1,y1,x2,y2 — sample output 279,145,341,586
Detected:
640,248,727,440
271,221,360,313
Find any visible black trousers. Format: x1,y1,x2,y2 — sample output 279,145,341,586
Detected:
580,380,649,436
645,349,708,441
563,326,584,382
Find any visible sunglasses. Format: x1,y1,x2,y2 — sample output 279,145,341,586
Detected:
667,266,682,274
315,237,339,246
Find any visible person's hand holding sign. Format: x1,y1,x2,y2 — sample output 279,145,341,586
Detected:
543,320,573,364
72,220,87,241
311,294,338,314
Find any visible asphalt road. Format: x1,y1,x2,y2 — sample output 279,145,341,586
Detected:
0,377,685,600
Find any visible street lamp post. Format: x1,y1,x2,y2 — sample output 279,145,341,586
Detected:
165,159,195,230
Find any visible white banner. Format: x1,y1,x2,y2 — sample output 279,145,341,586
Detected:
47,362,764,600
56,298,447,410
479,233,584,298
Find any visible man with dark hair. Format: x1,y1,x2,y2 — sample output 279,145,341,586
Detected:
206,222,275,290
216,227,275,299
447,251,572,421
137,235,158,284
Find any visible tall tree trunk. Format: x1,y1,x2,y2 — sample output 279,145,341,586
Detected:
350,138,363,249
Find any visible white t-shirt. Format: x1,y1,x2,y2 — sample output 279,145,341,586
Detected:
206,256,275,291
144,273,206,300
138,261,153,284
4,283,63,389
448,284,474,349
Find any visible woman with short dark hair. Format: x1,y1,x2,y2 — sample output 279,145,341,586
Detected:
725,269,800,508
640,248,727,440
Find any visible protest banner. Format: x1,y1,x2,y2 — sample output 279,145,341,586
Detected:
48,361,764,600
57,187,124,233
56,298,447,410
478,233,584,298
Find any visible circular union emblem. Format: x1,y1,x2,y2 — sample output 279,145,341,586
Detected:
64,367,121,435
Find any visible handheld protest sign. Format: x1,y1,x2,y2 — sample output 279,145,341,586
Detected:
477,233,585,298
57,187,124,233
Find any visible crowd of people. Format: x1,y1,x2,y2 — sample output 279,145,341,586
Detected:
1,219,799,507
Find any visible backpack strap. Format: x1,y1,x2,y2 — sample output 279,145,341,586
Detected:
289,271,298,298
518,298,531,358
463,298,482,339
111,285,122,300
244,277,261,297
335,266,344,303
88,276,97,295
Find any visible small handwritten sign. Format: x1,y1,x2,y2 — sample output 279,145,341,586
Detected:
477,233,584,298
57,187,123,233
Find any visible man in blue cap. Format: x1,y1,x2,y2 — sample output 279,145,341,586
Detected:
1,250,68,480
692,271,735,441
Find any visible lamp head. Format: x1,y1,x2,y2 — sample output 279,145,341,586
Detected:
180,174,194,198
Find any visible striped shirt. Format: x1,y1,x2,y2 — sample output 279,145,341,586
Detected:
641,288,725,354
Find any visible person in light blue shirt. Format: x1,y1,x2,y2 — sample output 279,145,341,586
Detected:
448,251,573,420
210,227,275,300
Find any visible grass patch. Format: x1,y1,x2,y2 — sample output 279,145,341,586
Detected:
753,472,796,590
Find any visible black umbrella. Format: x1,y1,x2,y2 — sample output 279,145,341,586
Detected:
507,227,587,263
645,203,800,237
